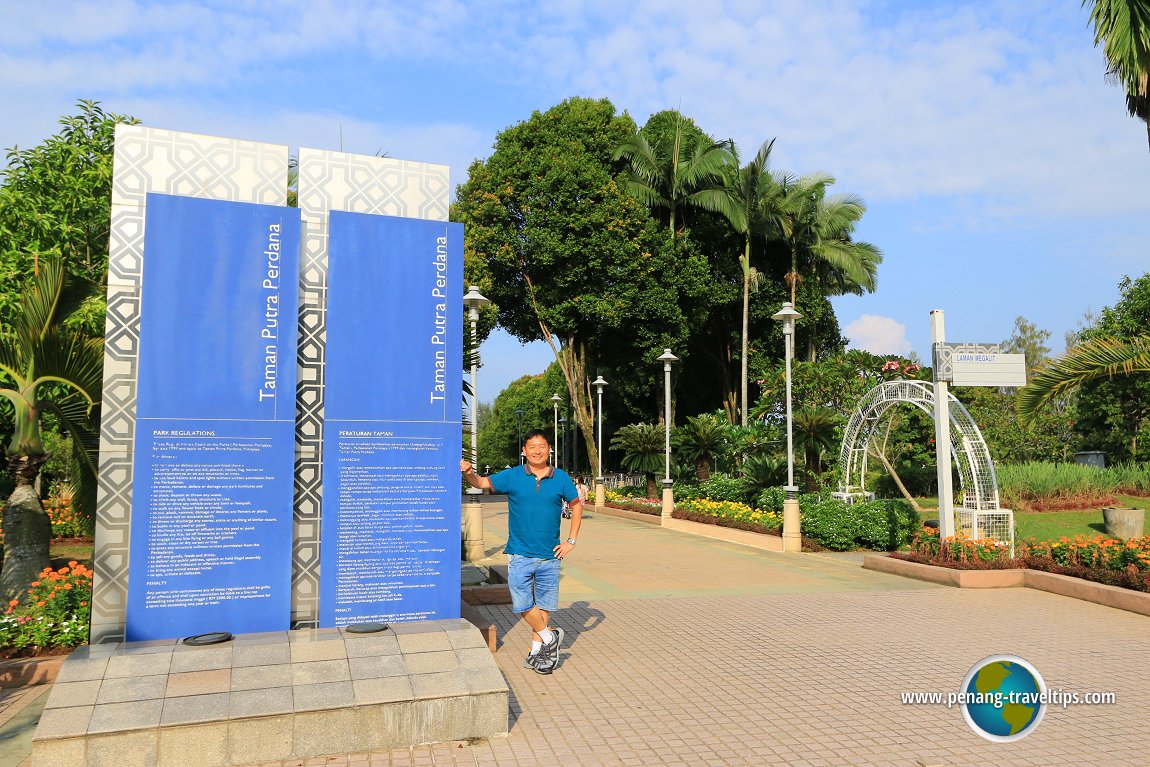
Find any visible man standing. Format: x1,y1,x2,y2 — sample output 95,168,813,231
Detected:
461,429,582,674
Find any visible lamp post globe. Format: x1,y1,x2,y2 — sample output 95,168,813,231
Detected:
771,302,802,552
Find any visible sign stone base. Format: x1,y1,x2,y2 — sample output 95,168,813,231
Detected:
31,620,508,766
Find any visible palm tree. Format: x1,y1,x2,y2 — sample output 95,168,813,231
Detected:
792,407,839,491
610,423,665,498
1083,0,1150,152
775,174,882,359
722,139,781,426
672,413,729,480
1018,335,1150,422
612,111,739,241
740,453,788,498
0,258,103,602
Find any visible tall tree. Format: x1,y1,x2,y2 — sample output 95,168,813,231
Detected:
455,98,710,476
1019,274,1150,460
1001,316,1052,376
0,101,138,332
725,139,779,426
1083,0,1150,152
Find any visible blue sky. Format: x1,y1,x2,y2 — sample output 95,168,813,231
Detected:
4,0,1148,402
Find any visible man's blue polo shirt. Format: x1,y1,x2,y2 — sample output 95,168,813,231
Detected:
490,464,578,559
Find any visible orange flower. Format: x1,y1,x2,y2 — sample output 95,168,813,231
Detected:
36,601,45,607
7,599,17,607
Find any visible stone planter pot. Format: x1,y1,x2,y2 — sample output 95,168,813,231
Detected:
1103,507,1145,539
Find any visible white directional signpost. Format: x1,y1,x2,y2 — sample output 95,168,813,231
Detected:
930,310,1027,538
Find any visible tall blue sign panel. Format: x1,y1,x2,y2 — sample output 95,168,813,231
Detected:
127,193,300,641
320,213,462,626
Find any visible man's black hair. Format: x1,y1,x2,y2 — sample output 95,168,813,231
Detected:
522,429,551,446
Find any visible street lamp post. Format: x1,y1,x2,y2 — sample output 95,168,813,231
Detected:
772,302,803,553
657,349,678,521
592,375,608,507
558,416,566,472
461,285,490,561
551,393,561,467
463,286,491,485
514,408,524,465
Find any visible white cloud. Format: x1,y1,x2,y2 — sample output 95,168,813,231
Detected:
844,315,912,356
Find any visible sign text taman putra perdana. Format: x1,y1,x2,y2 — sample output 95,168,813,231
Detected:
259,222,283,402
429,234,448,404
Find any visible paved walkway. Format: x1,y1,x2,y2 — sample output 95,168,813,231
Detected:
7,502,1150,766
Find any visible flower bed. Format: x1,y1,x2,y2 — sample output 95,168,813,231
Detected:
891,527,1150,592
604,498,662,516
672,497,782,536
0,562,92,657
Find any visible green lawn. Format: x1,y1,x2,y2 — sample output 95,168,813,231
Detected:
907,494,1150,543
49,538,93,569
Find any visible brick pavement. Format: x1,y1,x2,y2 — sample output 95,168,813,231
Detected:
234,506,1150,766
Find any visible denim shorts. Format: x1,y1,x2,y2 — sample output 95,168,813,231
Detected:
507,555,560,613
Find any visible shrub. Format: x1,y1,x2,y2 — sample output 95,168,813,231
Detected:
607,485,650,500
754,486,786,512
792,494,920,551
0,563,92,652
676,475,748,504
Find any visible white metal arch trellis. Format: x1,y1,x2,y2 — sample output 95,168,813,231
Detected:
837,379,1002,515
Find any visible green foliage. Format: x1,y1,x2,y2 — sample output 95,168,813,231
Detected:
672,413,728,480
1067,274,1150,461
996,461,1150,509
675,475,748,504
477,363,567,470
797,494,920,551
740,454,787,498
755,486,787,511
0,561,92,651
0,101,137,329
0,257,103,462
608,484,650,499
957,386,1075,464
456,98,719,472
872,462,937,498
610,423,665,496
613,109,739,237
1082,0,1150,149
1001,315,1051,375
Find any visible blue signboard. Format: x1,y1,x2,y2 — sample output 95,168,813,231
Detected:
319,212,462,626
127,193,300,641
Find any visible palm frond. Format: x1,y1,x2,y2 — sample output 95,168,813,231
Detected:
1018,334,1150,422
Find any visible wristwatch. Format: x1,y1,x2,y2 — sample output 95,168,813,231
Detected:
566,538,577,545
